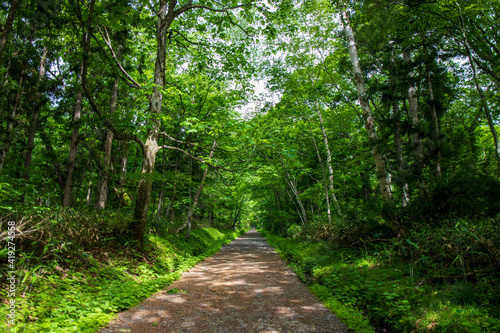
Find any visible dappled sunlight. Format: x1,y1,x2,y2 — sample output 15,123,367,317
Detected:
100,230,347,332
354,257,380,269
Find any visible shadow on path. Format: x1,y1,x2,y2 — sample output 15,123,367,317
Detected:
99,229,348,333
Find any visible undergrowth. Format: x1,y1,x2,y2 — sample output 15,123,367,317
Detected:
261,227,500,333
0,212,244,333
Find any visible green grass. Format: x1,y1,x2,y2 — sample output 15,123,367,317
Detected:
0,227,245,333
261,230,500,333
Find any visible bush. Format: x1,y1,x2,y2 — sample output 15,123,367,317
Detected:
404,171,500,223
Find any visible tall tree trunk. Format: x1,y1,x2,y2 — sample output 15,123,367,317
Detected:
393,100,410,206
403,51,424,162
341,9,393,203
96,74,119,209
130,0,172,244
24,45,48,180
285,186,308,226
0,65,25,174
156,182,166,219
311,133,332,225
63,0,94,207
316,106,342,216
86,161,93,206
117,139,129,207
183,141,217,238
279,155,308,225
231,196,245,230
426,64,442,177
62,67,84,207
155,134,168,219
0,0,23,64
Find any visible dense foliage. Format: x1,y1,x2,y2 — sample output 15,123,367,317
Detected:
0,222,243,332
1,0,499,331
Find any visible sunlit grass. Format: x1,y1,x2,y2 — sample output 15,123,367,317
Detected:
262,230,500,333
0,227,244,333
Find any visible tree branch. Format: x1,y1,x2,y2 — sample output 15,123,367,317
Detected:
174,2,252,17
159,131,212,151
81,75,145,154
97,25,142,89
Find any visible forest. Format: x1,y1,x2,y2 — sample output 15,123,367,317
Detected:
0,0,499,332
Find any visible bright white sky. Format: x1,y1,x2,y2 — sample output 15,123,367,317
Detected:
236,78,281,119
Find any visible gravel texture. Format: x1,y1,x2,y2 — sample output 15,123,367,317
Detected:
99,229,348,333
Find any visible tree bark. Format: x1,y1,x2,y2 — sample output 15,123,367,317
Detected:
311,134,332,225
130,0,172,244
0,65,25,174
278,155,308,225
156,181,166,219
183,141,216,238
62,0,95,207
426,64,442,177
23,45,48,181
403,51,424,162
393,100,410,206
62,68,84,207
231,196,245,230
131,137,159,242
341,9,393,203
316,106,342,216
96,74,119,209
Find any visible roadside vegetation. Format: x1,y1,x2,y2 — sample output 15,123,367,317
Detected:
0,208,245,333
1,0,499,332
262,218,500,333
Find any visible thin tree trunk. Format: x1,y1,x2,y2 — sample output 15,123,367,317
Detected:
0,65,26,174
426,64,442,177
130,0,171,244
156,182,166,220
155,132,168,219
341,9,393,203
316,106,342,216
86,166,93,206
62,67,84,207
457,3,500,172
278,154,308,225
285,186,307,226
96,74,119,209
273,187,283,232
403,51,424,162
63,0,94,207
118,140,129,200
24,46,48,180
231,196,245,230
393,100,410,206
311,134,332,225
183,141,217,238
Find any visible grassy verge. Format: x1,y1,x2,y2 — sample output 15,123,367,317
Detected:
1,227,245,333
261,230,500,333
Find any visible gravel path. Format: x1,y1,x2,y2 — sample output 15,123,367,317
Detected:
99,229,348,332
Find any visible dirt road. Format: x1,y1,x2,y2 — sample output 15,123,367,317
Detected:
99,229,348,332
